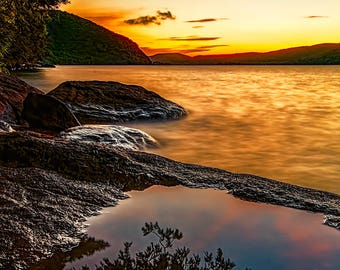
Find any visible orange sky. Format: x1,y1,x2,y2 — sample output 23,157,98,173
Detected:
62,0,340,56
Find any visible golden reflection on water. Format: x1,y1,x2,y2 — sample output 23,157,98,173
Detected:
18,65,340,194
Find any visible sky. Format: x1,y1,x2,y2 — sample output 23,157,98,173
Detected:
62,0,340,56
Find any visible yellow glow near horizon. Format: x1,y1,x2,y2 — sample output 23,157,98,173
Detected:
62,0,340,55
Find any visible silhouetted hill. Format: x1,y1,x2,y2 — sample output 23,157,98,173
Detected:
46,11,151,65
151,43,340,65
151,53,192,65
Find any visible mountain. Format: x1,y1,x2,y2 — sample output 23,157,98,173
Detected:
151,43,340,65
151,53,192,65
46,11,151,65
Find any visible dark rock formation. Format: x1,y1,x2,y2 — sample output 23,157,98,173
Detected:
59,125,159,151
0,132,339,268
22,93,80,131
0,73,42,124
48,81,186,124
0,165,126,270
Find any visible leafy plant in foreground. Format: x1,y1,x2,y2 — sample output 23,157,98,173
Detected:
80,222,251,270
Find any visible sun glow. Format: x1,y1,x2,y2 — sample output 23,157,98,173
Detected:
62,0,340,56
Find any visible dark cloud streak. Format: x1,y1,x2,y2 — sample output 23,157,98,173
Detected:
186,18,229,23
304,15,329,19
197,45,229,49
163,36,221,41
141,47,210,55
124,10,175,26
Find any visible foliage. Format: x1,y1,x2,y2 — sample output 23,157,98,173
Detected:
0,0,15,71
0,0,68,70
46,11,151,65
80,222,251,270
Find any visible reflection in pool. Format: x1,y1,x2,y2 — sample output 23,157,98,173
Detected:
66,186,340,270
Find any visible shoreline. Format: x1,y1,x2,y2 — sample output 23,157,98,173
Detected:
0,74,339,269
1,132,339,269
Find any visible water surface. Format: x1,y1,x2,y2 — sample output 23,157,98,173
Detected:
66,186,340,270
18,65,340,194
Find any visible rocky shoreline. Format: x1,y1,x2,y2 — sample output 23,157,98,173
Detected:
0,73,339,269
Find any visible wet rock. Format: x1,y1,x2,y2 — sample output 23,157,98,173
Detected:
0,166,126,269
59,125,159,151
0,73,43,124
22,93,80,131
0,120,15,133
324,215,340,230
0,132,339,268
47,81,186,124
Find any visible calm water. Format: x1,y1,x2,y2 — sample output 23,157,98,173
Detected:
65,186,340,270
18,65,340,194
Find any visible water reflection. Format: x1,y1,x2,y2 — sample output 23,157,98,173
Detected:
31,237,109,270
66,186,340,270
17,65,340,193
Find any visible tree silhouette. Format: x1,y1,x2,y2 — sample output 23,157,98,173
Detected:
0,0,68,70
79,222,251,270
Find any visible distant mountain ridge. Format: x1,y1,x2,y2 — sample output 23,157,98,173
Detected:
151,43,340,65
46,11,151,65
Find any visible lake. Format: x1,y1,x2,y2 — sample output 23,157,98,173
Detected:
19,65,340,194
18,66,340,270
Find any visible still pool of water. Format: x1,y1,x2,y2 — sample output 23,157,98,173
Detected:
18,65,340,194
65,186,340,270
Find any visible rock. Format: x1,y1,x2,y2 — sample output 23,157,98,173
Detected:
324,215,340,230
0,120,15,133
59,125,159,151
22,93,80,131
0,166,125,269
0,73,43,124
0,132,339,268
47,81,186,124
1,132,339,214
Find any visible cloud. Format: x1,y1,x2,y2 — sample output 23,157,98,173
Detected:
179,49,210,53
197,45,229,49
163,36,221,41
192,26,205,29
157,11,176,20
304,16,328,19
141,47,210,55
124,10,175,26
186,18,229,23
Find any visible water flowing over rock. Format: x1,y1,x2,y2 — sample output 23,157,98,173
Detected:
0,132,339,268
0,73,43,124
47,81,186,124
59,125,159,151
22,93,80,131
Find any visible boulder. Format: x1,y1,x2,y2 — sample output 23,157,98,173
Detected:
59,125,159,151
22,93,80,131
47,81,186,124
0,73,43,124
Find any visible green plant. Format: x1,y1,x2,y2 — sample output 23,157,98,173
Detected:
0,0,68,70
